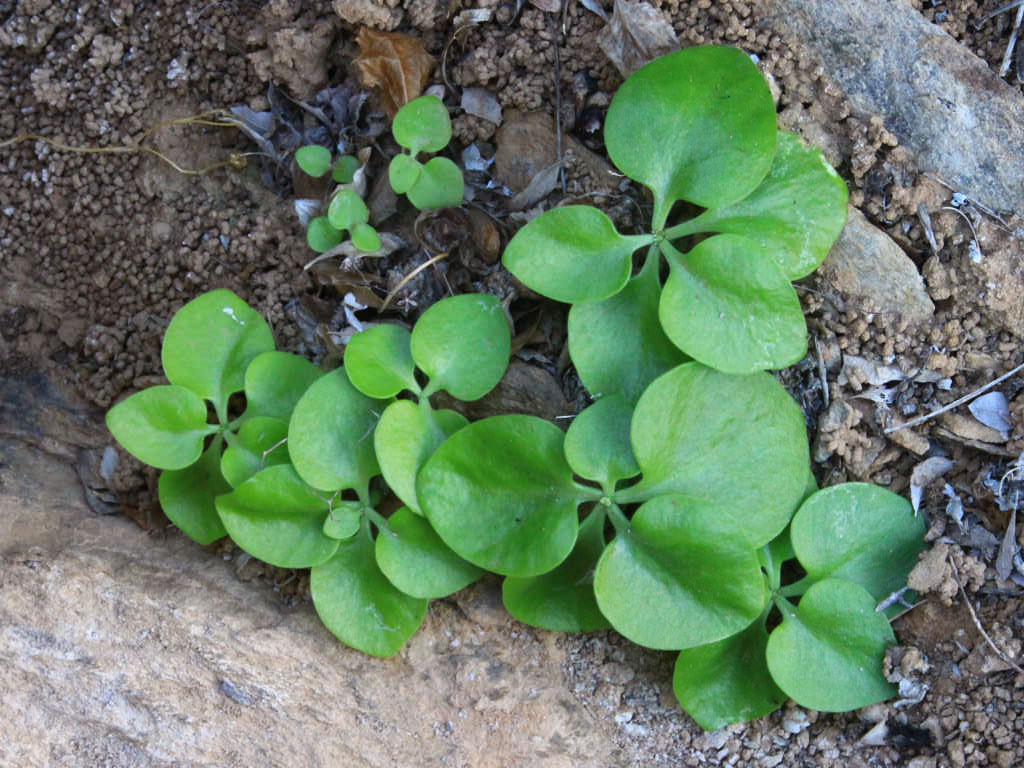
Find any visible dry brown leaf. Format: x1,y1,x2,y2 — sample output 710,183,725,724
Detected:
530,0,562,12
597,0,679,78
353,28,435,117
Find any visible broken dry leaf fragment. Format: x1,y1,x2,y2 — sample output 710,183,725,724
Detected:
597,0,679,78
909,456,954,514
353,28,434,117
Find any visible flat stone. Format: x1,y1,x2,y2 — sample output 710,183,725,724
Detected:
761,0,1024,214
0,436,624,767
818,206,934,325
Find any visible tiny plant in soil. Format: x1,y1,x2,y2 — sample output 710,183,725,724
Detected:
295,145,382,254
105,45,924,730
295,94,464,255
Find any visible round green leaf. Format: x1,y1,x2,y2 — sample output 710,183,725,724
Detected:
215,464,339,568
790,483,925,600
766,580,897,711
322,501,362,540
568,259,686,406
327,188,370,231
659,235,807,374
503,206,654,304
673,618,785,730
350,223,382,253
392,94,452,155
243,351,324,423
220,416,289,489
622,362,808,548
375,507,483,599
295,144,332,178
306,216,344,253
418,415,581,577
502,506,610,632
604,45,776,223
594,495,768,650
311,529,428,657
563,395,639,488
158,436,230,545
411,293,510,401
671,131,849,280
375,401,467,514
332,154,360,184
288,368,384,492
106,385,215,470
406,156,464,210
344,324,416,399
389,154,422,195
161,290,276,419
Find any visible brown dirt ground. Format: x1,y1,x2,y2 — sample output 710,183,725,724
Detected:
2,1,1023,766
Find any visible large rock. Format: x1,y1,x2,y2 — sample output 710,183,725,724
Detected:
761,0,1024,214
0,436,627,767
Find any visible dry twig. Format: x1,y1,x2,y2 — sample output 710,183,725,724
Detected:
948,553,1024,674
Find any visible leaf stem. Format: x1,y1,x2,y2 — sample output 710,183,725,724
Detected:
777,575,813,599
662,214,706,241
606,501,631,537
362,504,392,536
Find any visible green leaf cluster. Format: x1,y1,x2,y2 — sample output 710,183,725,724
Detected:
297,148,382,254
107,290,509,657
504,45,849,388
105,45,925,731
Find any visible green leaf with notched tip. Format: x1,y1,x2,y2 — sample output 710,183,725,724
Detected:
659,236,807,375
767,579,896,711
673,616,785,730
288,367,385,493
374,401,467,514
161,289,275,419
419,414,582,577
311,527,428,657
563,395,639,489
215,463,339,569
406,156,464,210
243,351,323,423
344,324,417,399
604,45,776,224
502,506,610,632
411,293,509,401
672,131,848,280
622,362,808,548
503,206,654,304
375,507,483,599
106,385,217,470
594,495,767,650
789,483,925,601
220,416,290,489
568,259,686,406
158,435,230,545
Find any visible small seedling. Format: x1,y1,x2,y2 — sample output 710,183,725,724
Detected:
388,95,464,210
296,147,383,254
503,45,848,392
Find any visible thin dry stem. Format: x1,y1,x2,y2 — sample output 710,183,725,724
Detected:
884,360,1024,433
948,554,1024,674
